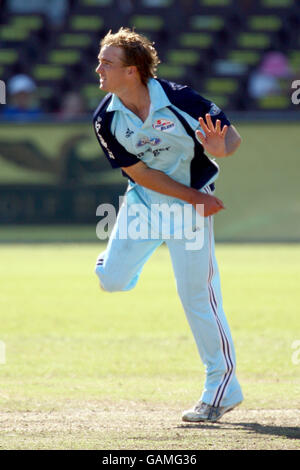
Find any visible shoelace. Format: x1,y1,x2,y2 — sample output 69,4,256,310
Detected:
194,402,210,413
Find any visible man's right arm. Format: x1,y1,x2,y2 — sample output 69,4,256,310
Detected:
122,161,225,217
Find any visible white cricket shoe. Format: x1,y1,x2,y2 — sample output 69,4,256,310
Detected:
182,400,242,423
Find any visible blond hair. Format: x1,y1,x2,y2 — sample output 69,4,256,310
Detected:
100,27,160,85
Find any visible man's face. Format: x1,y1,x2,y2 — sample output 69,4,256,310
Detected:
95,45,129,94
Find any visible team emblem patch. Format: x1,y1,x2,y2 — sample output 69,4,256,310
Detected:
209,103,221,116
136,136,161,147
152,119,175,132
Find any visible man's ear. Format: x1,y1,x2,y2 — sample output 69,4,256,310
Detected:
127,65,137,76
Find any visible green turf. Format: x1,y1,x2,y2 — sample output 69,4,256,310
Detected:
1,243,299,413
1,242,300,449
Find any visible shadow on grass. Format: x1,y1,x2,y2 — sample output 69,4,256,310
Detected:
179,421,300,440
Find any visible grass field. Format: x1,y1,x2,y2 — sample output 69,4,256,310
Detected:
0,242,299,450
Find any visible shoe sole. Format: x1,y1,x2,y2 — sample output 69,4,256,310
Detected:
182,401,242,423
207,401,243,423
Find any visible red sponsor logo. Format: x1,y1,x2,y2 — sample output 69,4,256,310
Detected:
152,119,175,131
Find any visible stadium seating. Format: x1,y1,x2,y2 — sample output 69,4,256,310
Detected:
0,0,298,112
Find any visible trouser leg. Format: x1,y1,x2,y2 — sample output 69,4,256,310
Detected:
95,192,162,292
166,215,243,407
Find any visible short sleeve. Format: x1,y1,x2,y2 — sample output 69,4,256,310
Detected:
157,79,231,128
197,96,231,127
93,115,140,169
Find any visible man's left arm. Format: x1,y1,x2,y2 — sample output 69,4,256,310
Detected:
196,113,242,158
223,124,242,156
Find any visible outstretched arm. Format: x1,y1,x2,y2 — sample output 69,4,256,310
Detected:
196,114,242,158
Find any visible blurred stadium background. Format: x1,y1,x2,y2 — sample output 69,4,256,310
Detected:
0,0,299,242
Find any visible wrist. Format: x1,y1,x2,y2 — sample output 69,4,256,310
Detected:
185,187,202,205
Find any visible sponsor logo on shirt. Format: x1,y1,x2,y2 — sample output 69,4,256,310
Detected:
125,128,134,138
94,116,115,160
136,136,161,147
137,146,171,159
152,146,171,157
152,119,175,132
95,116,102,132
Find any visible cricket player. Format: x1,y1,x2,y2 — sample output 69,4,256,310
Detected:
93,28,243,422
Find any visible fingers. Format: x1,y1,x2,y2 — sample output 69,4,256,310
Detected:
198,114,227,136
215,119,221,134
209,195,225,216
206,202,225,217
198,116,210,135
195,129,206,144
194,194,225,217
221,124,228,137
211,197,225,214
216,198,225,209
203,205,223,217
204,113,215,132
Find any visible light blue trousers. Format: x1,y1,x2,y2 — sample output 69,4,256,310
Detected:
95,184,243,407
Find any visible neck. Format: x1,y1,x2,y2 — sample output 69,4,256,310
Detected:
116,80,151,121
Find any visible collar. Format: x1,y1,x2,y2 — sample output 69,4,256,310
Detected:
106,78,171,114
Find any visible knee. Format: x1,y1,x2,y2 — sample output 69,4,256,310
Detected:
99,280,125,293
94,266,130,293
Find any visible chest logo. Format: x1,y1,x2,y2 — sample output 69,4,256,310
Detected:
136,136,161,147
152,119,175,132
125,128,134,138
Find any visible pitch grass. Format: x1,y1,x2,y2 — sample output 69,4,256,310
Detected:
0,243,299,449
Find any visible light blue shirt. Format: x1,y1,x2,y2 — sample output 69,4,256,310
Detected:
107,78,208,189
